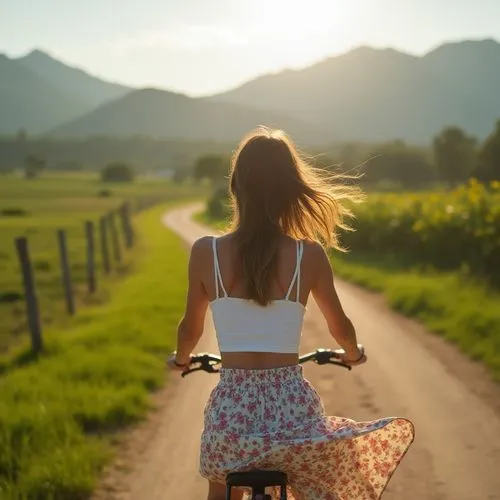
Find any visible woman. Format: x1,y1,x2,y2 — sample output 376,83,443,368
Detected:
167,127,415,500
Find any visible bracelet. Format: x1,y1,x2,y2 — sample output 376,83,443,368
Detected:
346,350,364,363
173,359,189,368
172,351,189,367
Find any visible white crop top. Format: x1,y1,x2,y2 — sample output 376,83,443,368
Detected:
209,237,305,353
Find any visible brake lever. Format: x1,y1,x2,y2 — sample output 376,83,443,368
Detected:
181,366,202,378
328,359,352,371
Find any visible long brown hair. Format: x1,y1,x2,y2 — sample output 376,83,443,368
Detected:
228,126,363,306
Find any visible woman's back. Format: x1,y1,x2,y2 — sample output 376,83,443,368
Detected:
208,233,309,304
203,234,312,369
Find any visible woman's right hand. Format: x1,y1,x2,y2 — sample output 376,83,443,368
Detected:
166,352,192,372
334,345,367,366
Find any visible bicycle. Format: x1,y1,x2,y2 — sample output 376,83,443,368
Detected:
182,348,360,500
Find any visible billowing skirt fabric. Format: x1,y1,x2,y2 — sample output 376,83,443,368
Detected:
200,365,414,500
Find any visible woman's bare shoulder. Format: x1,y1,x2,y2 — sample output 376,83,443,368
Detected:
302,239,328,259
192,235,213,250
190,236,214,263
301,239,331,276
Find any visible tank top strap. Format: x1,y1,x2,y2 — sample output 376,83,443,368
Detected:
285,240,304,302
296,240,304,302
212,237,228,299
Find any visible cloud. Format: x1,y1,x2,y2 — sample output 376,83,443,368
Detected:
112,24,248,53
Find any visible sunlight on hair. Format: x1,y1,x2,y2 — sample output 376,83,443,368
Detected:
227,126,365,304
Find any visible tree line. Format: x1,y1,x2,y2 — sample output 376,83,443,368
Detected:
0,134,231,174
2,120,500,187
190,121,500,188
328,121,500,187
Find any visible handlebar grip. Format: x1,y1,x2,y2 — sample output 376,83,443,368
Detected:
180,353,221,377
179,348,360,377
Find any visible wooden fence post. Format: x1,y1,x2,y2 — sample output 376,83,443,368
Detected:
108,211,121,263
99,216,111,274
14,237,43,353
57,229,75,315
85,220,96,293
120,202,134,249
127,201,135,247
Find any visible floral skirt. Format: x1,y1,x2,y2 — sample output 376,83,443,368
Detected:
200,365,415,500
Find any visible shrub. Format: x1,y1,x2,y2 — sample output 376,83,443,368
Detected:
33,260,51,272
0,208,29,217
0,292,23,304
207,183,231,220
193,154,229,183
97,189,112,198
24,155,46,179
101,162,134,183
342,179,500,287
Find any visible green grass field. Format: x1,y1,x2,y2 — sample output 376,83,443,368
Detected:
0,172,203,353
0,203,190,499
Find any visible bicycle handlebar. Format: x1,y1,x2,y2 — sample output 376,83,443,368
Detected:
179,348,357,377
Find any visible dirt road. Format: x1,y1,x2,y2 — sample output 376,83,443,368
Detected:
93,204,500,500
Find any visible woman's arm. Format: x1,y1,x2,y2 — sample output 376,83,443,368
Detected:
309,243,365,364
168,238,209,369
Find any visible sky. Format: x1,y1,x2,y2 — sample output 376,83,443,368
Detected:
2,0,500,96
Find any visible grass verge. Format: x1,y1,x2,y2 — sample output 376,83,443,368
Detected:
332,253,500,381
0,205,187,499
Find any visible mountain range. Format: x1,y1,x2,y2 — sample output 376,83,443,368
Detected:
209,39,500,143
50,88,320,143
0,50,131,135
2,39,500,144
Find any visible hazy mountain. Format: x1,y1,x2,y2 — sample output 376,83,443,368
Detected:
209,39,500,142
18,49,132,109
51,88,324,144
0,54,89,134
419,39,500,138
3,39,500,143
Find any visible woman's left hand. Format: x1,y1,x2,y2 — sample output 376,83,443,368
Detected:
166,352,191,372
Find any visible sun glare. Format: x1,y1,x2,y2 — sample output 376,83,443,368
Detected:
248,0,357,66
252,0,354,33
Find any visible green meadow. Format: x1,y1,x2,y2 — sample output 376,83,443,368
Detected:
0,201,192,499
0,172,201,353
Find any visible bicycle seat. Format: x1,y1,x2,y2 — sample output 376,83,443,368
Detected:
226,470,287,488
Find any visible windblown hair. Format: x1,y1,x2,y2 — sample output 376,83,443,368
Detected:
228,126,364,306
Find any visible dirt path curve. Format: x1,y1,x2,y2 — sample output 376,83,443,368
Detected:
92,204,500,500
